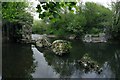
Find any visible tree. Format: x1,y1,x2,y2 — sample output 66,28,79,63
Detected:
35,1,113,38
46,12,86,36
84,2,112,34
2,2,33,42
36,1,77,21
111,0,120,39
2,2,33,25
36,1,87,36
32,20,48,34
64,13,86,36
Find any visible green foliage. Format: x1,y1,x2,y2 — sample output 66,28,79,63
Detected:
32,20,48,34
89,28,101,34
46,2,112,36
36,2,77,20
110,1,120,39
35,2,114,39
2,2,33,41
47,12,86,36
2,2,33,25
51,28,67,36
66,13,86,35
84,2,112,33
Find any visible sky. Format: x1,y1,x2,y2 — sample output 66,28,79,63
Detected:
30,0,116,20
81,0,116,7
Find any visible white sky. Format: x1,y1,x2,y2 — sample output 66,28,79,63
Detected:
81,0,116,7
30,0,116,20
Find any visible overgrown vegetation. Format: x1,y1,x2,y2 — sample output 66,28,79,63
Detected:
2,1,120,41
2,2,33,42
32,20,48,34
110,1,120,40
33,1,118,40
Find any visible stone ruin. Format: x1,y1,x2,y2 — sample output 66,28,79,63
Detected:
83,33,107,43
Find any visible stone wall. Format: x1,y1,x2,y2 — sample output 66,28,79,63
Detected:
21,25,32,43
2,21,32,43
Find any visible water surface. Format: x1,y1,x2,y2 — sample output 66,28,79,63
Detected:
2,38,120,79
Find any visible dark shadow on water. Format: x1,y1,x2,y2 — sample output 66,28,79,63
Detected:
35,39,120,78
2,37,120,79
2,40,36,79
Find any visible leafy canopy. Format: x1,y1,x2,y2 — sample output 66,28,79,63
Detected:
36,1,77,20
2,2,33,25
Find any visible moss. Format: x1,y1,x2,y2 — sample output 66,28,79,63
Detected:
52,40,72,55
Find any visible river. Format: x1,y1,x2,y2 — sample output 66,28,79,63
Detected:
2,37,120,79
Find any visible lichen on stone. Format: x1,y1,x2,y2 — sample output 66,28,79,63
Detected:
51,40,72,56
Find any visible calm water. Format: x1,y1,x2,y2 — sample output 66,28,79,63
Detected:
2,38,120,79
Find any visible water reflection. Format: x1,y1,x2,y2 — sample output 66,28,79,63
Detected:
110,50,120,78
33,40,120,78
2,41,36,79
43,51,115,78
2,39,120,79
31,45,59,78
